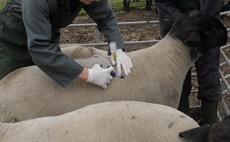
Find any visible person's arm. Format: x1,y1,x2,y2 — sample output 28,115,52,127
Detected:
20,0,115,89
21,0,84,87
83,0,133,75
83,0,125,50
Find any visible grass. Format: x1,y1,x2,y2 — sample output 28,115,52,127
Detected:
0,0,7,9
111,0,148,11
0,0,154,15
78,0,155,15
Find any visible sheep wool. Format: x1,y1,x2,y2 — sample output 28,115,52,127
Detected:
0,101,199,142
0,36,191,123
0,12,227,123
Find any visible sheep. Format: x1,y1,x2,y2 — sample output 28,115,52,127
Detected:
0,101,199,142
0,11,227,123
179,115,230,142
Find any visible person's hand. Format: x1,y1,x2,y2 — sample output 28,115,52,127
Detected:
110,49,133,75
86,64,114,89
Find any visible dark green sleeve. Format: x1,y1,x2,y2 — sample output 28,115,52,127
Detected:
83,0,125,49
21,0,83,87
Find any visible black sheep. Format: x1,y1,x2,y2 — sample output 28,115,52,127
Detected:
179,116,230,142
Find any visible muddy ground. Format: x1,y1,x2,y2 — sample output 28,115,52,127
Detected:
60,9,230,50
60,10,161,51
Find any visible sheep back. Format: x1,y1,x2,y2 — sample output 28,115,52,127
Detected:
1,101,199,142
0,40,189,123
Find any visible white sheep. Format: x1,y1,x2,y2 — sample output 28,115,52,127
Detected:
0,101,199,142
0,11,227,122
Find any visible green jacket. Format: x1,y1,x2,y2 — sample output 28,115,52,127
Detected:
5,0,124,86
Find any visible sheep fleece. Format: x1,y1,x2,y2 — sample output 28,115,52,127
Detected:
0,36,191,122
0,101,199,142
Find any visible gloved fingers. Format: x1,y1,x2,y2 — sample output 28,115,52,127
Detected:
116,62,122,75
127,57,133,68
124,60,131,74
108,75,113,80
105,66,114,72
94,64,101,69
123,55,132,70
121,61,129,75
105,67,113,83
89,64,114,89
101,84,107,89
94,64,108,72
110,55,116,65
106,79,111,84
106,66,114,80
118,59,131,75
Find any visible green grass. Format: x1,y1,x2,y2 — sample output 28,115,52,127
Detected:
0,0,154,15
79,0,155,15
0,0,7,9
111,0,148,11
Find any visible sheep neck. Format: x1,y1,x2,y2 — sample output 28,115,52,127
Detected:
145,35,191,77
131,35,191,73
127,35,192,106
151,35,191,67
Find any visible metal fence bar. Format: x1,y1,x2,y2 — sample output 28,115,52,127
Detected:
221,11,230,16
66,21,160,46
221,98,230,116
65,11,230,47
67,20,159,27
219,70,230,94
219,31,230,118
61,40,160,47
220,44,230,66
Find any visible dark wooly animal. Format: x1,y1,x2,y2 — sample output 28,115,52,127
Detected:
170,10,227,59
0,10,227,123
179,116,230,142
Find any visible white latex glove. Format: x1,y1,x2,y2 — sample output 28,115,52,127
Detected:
110,49,133,75
86,64,114,89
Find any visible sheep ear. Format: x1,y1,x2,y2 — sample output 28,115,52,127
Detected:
184,30,201,47
194,16,227,50
179,125,210,142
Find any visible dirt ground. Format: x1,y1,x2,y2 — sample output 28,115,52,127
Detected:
60,9,230,51
60,10,160,51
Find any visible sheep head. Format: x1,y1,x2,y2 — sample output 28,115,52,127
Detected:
169,10,227,59
179,116,230,142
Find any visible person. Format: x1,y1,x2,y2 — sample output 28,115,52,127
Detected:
0,0,133,89
155,0,223,125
